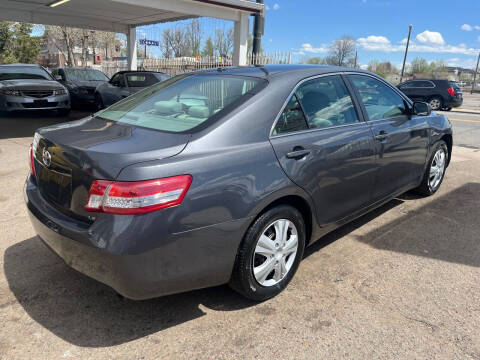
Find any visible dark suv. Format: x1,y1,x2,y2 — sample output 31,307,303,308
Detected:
397,79,462,111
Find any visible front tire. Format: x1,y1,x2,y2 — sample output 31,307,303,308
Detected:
56,108,71,117
95,93,104,111
229,205,306,301
414,140,448,196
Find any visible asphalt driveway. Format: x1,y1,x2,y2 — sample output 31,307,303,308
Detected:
0,111,479,359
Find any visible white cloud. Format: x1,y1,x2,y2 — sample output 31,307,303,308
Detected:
461,24,473,31
475,25,480,30
356,31,479,56
445,57,477,68
416,30,445,45
273,3,280,10
296,43,328,55
357,35,394,51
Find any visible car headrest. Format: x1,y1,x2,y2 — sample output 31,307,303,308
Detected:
154,101,182,115
188,105,209,118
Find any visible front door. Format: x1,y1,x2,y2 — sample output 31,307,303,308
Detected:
347,74,429,201
270,74,377,225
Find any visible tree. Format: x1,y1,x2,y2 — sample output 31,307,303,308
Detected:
410,57,429,74
0,21,16,63
0,22,40,64
214,28,234,57
45,25,81,66
305,57,326,65
184,19,202,57
201,36,214,57
328,35,356,66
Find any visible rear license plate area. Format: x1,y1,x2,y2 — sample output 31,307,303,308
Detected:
38,165,72,208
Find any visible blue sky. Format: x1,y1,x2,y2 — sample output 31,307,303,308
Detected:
260,0,480,68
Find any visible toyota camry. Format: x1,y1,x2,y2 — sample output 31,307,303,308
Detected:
25,65,452,301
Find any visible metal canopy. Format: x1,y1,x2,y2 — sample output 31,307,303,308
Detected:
0,0,264,33
0,0,264,67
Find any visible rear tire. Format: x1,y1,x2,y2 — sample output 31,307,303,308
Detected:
414,140,448,196
428,96,443,111
229,205,306,301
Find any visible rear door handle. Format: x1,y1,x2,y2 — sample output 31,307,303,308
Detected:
286,149,310,159
374,130,388,141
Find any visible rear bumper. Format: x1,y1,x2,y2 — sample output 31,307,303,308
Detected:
444,97,463,108
25,176,249,300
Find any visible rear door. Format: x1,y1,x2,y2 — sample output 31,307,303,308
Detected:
347,74,429,202
269,74,377,225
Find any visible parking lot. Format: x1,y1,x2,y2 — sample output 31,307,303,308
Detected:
1,109,480,359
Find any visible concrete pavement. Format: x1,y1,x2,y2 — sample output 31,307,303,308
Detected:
0,111,479,359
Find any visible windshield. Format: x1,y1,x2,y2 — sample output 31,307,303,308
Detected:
0,66,52,81
449,81,461,90
65,68,109,81
98,74,267,133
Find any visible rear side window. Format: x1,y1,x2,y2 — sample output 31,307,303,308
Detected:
126,73,158,87
349,75,407,121
272,94,308,135
98,74,266,133
296,75,359,129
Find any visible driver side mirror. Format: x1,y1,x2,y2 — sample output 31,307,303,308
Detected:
412,101,431,116
55,75,63,81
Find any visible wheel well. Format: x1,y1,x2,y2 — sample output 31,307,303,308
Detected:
441,134,453,166
253,195,313,245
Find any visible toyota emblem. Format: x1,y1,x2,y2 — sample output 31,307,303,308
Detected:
42,149,51,167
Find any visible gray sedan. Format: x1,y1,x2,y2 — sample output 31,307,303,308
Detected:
25,65,452,301
94,70,170,110
0,64,70,115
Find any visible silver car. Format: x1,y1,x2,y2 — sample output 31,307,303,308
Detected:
0,64,70,115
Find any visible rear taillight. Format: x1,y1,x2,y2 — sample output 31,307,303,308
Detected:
85,175,192,215
447,87,455,96
29,144,36,178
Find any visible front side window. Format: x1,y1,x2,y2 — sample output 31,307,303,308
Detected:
399,81,413,90
349,75,407,121
110,73,125,87
296,75,359,129
98,74,266,133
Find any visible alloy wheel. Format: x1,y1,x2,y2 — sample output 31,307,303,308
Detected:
429,98,441,110
429,148,446,190
252,219,298,287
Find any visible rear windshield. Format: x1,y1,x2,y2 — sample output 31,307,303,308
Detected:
98,74,267,133
64,68,109,81
0,66,52,81
449,81,461,90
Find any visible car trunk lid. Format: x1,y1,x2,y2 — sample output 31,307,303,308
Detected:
33,116,189,220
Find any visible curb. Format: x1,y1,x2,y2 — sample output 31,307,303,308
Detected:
447,109,480,115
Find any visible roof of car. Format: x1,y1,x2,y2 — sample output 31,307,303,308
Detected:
114,70,167,75
192,64,372,80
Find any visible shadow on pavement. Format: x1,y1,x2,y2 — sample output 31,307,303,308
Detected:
0,110,92,140
4,184,479,347
3,236,256,347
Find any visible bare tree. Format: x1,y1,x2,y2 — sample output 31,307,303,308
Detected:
184,19,202,57
214,27,234,57
328,35,356,66
45,25,81,66
161,27,187,58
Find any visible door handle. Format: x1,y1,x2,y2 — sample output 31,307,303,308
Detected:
374,130,388,141
286,149,310,159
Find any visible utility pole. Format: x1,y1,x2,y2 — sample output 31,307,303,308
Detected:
252,0,264,58
91,30,96,65
400,24,412,83
354,51,358,68
144,35,147,59
471,51,480,94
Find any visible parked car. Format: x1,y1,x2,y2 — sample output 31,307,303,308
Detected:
51,67,109,108
94,70,170,109
25,65,452,301
0,64,70,115
397,79,463,111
